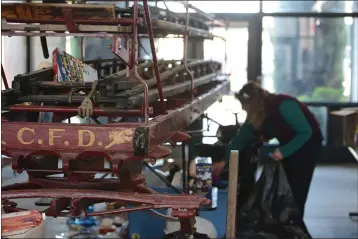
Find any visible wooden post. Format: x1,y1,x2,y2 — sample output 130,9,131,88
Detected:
225,150,239,239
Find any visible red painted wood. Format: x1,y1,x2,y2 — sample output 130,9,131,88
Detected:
2,189,210,209
8,105,144,117
147,81,230,152
1,81,229,159
1,122,137,152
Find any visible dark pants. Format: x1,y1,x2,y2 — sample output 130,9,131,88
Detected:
282,137,322,218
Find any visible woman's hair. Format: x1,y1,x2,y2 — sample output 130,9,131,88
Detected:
234,81,272,130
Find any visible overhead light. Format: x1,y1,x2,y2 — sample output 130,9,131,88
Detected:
344,17,353,25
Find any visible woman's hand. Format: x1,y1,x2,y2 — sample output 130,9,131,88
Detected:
212,161,226,177
271,149,283,161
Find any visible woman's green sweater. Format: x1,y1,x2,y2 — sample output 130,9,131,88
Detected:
225,99,313,163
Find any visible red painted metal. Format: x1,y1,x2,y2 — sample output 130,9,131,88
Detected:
144,82,230,154
2,32,125,38
2,189,210,219
130,0,150,123
8,105,145,117
4,17,141,26
1,2,228,234
143,0,166,113
87,205,153,217
2,179,121,191
1,81,228,222
2,82,228,155
62,9,78,33
1,189,210,208
2,122,136,153
183,3,195,100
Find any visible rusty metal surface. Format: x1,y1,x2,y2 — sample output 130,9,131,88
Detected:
1,22,133,34
1,80,229,156
1,189,209,218
7,105,145,117
2,122,136,153
1,1,227,227
1,31,127,38
1,3,220,38
115,60,221,99
2,3,116,23
3,60,221,114
126,72,216,108
143,1,166,113
140,81,230,155
2,178,122,191
2,189,209,208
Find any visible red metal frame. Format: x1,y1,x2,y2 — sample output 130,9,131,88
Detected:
7,105,146,117
2,189,209,218
183,2,195,100
1,1,229,234
142,0,166,113
4,17,142,25
2,81,229,173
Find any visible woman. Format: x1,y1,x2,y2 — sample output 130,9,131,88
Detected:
213,81,323,218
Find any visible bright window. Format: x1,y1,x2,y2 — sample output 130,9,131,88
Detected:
156,36,184,60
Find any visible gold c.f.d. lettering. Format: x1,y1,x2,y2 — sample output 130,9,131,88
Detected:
49,129,65,146
17,127,35,145
78,130,95,147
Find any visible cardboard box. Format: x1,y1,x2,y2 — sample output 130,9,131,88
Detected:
52,48,98,83
330,107,358,148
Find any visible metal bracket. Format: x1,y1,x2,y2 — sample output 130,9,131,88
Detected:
133,127,149,156
110,36,131,67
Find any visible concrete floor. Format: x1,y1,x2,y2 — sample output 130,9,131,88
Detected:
2,163,358,238
304,164,358,238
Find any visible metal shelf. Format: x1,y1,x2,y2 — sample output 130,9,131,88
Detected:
151,19,217,38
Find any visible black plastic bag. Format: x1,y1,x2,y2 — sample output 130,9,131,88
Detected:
236,161,312,239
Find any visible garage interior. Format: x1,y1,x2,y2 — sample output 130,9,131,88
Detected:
1,1,358,239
